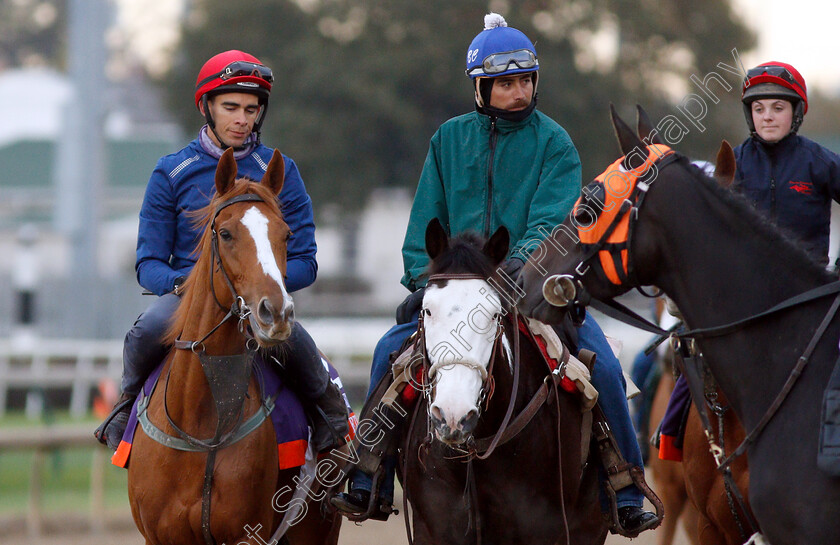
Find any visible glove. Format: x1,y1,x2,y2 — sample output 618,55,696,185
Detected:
172,275,187,296
500,257,525,281
396,288,425,325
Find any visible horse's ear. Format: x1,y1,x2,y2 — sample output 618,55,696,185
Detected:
714,140,736,188
262,149,286,196
483,225,509,266
425,218,449,260
215,148,238,196
636,105,663,145
610,103,646,171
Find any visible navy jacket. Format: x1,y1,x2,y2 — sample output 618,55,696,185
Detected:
734,134,840,263
135,137,317,296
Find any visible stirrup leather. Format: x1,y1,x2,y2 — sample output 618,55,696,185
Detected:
592,405,664,537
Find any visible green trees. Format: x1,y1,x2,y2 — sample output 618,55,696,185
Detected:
164,0,755,210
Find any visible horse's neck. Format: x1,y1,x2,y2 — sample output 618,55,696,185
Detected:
165,295,247,432
651,180,822,327
650,181,831,426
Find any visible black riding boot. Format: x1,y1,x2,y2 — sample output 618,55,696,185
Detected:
94,294,179,450
93,392,136,450
267,323,349,453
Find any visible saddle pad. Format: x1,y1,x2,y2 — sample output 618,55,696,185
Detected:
657,375,691,462
524,318,599,410
112,355,356,471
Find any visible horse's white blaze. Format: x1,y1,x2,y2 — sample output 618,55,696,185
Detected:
241,207,293,310
424,279,502,430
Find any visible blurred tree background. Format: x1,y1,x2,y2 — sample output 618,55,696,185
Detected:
0,0,66,69
164,0,756,212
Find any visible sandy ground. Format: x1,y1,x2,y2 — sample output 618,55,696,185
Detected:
2,491,692,545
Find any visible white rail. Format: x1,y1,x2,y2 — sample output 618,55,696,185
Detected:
0,318,390,417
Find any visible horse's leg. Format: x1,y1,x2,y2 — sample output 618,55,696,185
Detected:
680,500,701,545
697,516,728,545
649,372,687,545
284,503,341,545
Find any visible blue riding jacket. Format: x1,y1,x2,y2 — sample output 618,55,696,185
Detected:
733,134,840,263
135,135,318,296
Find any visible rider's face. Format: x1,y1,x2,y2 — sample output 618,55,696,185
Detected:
489,73,534,111
201,92,261,148
751,98,793,143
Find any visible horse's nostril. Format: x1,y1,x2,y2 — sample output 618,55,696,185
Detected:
258,298,275,325
284,302,295,322
431,405,444,423
459,409,478,431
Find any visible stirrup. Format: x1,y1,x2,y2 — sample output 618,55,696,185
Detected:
603,466,664,537
335,467,398,523
592,406,663,537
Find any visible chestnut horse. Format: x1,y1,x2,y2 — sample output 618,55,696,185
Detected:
400,219,606,545
520,105,840,544
645,328,700,545
127,149,340,545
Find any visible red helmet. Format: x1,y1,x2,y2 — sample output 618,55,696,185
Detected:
194,50,273,109
741,61,807,136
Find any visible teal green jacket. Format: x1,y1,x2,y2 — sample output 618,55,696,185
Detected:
401,109,582,292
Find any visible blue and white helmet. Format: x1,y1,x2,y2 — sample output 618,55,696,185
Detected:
465,13,539,79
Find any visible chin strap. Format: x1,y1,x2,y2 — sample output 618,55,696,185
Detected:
475,94,538,122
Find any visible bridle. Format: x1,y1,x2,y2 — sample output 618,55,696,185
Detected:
174,192,271,353
417,273,505,431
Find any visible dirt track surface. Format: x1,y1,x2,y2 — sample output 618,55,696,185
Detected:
2,494,692,545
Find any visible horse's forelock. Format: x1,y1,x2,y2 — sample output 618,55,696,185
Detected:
427,232,495,278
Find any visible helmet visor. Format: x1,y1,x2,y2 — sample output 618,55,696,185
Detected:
220,61,274,83
196,61,274,89
745,65,804,94
468,49,538,77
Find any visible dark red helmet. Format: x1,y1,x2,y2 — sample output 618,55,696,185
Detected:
194,50,273,109
741,61,807,136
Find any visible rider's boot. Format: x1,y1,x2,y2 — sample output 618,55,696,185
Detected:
308,381,350,453
94,392,136,450
94,293,178,450
331,402,404,520
593,405,661,537
267,323,349,453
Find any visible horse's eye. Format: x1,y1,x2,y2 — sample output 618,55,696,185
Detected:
422,308,431,317
219,229,233,241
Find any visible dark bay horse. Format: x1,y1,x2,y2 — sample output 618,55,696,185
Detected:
400,219,606,545
127,148,340,545
676,142,754,545
519,105,840,544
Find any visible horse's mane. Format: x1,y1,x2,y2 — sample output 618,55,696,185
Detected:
164,178,284,345
427,231,496,279
676,155,833,283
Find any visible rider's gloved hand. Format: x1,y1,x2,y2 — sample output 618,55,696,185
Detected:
396,288,425,324
500,257,525,281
